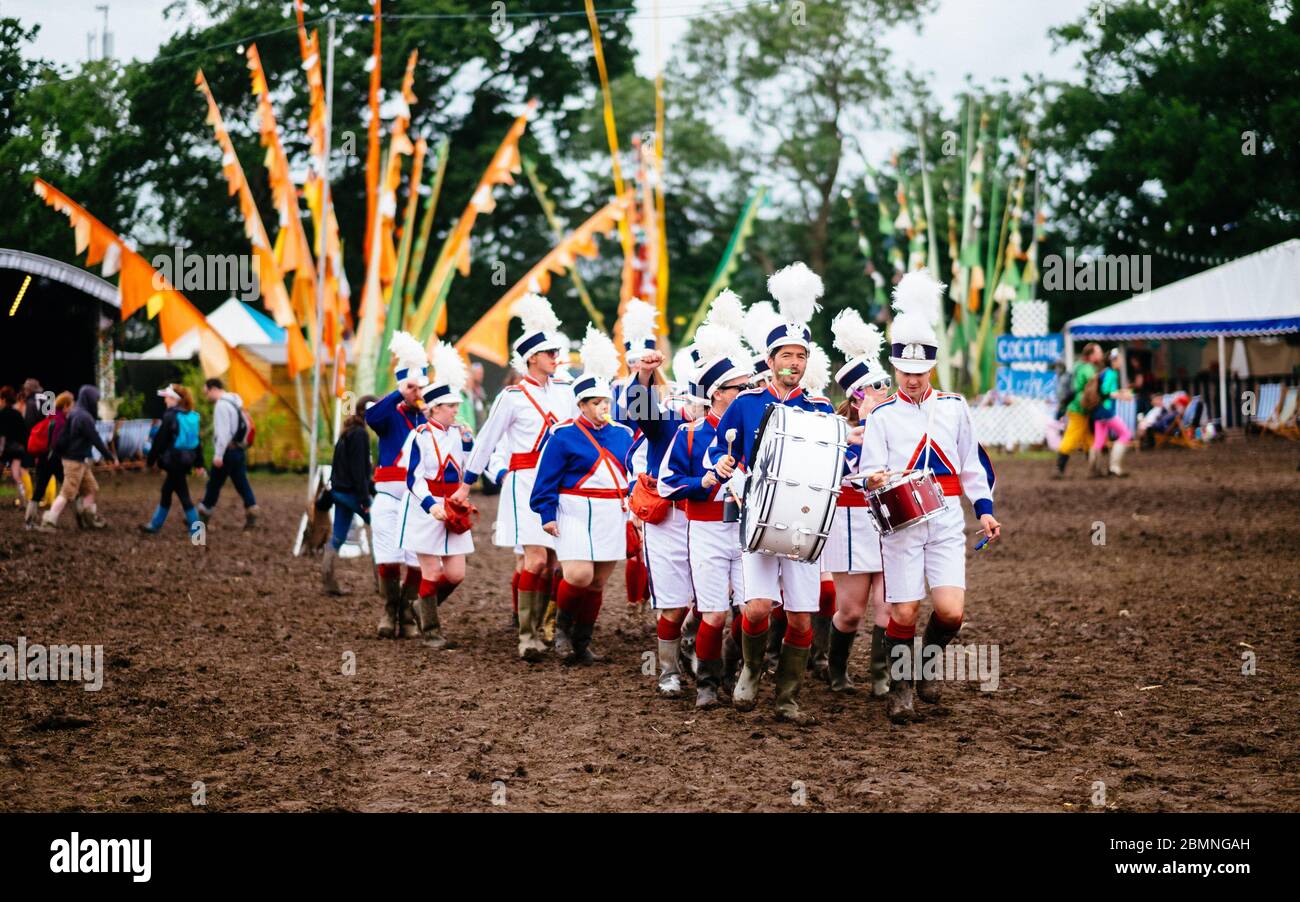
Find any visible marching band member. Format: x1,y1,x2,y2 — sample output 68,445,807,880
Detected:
827,309,892,695
399,342,475,650
453,294,577,662
799,342,839,681
858,270,1001,723
708,262,834,725
364,332,429,639
658,321,753,708
624,294,741,698
530,327,635,665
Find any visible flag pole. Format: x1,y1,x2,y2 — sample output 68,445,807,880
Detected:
308,12,336,505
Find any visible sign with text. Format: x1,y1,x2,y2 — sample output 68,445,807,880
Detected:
996,333,1064,365
996,367,1057,401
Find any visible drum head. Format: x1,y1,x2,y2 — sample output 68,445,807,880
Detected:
741,404,783,552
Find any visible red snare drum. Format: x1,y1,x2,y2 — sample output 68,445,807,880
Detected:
867,470,947,535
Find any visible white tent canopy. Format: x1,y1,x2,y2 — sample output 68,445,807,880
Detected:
1065,239,1300,341
125,298,285,361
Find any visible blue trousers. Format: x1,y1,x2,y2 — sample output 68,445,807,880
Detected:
202,446,256,509
330,490,370,550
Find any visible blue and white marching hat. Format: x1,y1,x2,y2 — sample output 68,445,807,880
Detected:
510,292,565,366
420,341,469,407
831,308,888,392
888,269,944,374
764,262,823,354
572,325,621,402
389,331,429,388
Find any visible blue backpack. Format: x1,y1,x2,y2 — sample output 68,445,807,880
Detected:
175,410,200,452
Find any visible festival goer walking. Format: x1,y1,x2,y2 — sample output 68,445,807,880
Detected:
1090,348,1132,478
139,385,202,535
197,378,259,528
39,385,117,531
321,396,375,596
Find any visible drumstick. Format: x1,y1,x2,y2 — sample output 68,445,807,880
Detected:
724,428,737,459
974,534,991,551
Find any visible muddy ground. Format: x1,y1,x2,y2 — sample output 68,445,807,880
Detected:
1,439,1297,812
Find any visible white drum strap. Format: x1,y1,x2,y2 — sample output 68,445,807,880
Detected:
922,390,937,475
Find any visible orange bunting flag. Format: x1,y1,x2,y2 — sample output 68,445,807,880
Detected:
409,101,535,341
364,0,383,262
195,69,312,378
33,177,275,409
456,191,634,367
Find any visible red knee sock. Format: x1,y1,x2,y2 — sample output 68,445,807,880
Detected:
435,577,458,605
511,571,520,613
886,617,916,640
657,615,683,641
783,624,813,649
696,619,723,661
742,614,770,635
729,612,743,641
418,577,437,599
625,557,648,605
377,563,401,581
518,569,546,594
578,587,603,625
556,579,586,616
819,579,837,617
550,568,562,603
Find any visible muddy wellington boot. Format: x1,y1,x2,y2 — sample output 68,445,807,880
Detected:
516,589,544,662
695,657,723,709
552,607,575,659
721,630,741,696
657,637,685,698
869,625,890,696
827,624,857,693
808,614,832,682
1087,447,1107,479
883,633,917,724
320,546,346,596
1109,442,1130,478
23,500,40,530
378,572,402,639
763,617,786,675
732,626,768,712
567,621,596,666
917,614,962,705
415,594,447,650
398,576,421,639
773,642,818,726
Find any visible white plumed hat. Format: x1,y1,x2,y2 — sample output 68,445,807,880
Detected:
888,269,944,374
421,341,469,407
765,261,823,354
389,331,429,387
831,308,889,392
621,299,659,364
572,325,620,402
510,292,564,363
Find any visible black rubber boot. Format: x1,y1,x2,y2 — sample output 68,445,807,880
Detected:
695,657,723,709
378,572,402,639
827,624,857,693
917,613,962,704
763,617,787,675
808,614,831,682
566,621,596,666
721,630,741,695
883,632,917,724
553,609,575,659
869,625,890,696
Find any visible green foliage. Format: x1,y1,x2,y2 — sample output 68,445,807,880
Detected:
114,389,147,421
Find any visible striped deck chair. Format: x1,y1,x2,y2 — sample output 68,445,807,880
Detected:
1252,383,1283,431
1114,397,1137,441
1263,386,1300,441
114,419,154,464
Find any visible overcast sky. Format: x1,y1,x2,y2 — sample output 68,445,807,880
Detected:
9,0,1093,164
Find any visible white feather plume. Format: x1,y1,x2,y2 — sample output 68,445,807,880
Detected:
621,299,659,347
742,301,781,353
388,330,427,367
511,292,560,334
767,261,823,326
706,288,746,336
694,322,746,365
430,341,469,395
672,347,699,385
831,308,884,362
578,325,620,382
801,341,831,395
891,269,945,324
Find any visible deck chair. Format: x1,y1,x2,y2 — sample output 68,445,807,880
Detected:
89,421,118,463
1262,386,1300,441
1115,397,1137,443
114,419,155,466
1251,383,1283,433
1156,395,1206,449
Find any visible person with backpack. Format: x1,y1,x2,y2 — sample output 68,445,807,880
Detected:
140,384,202,535
24,391,72,529
1053,342,1103,478
321,396,375,596
38,385,117,531
1089,348,1133,478
197,378,259,529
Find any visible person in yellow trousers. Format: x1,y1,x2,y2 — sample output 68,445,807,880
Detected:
1053,342,1103,478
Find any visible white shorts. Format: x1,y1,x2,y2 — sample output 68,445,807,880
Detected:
643,505,693,609
495,469,555,550
556,495,628,562
820,505,883,574
742,550,822,612
688,519,743,613
880,500,966,604
398,494,475,557
371,483,419,567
